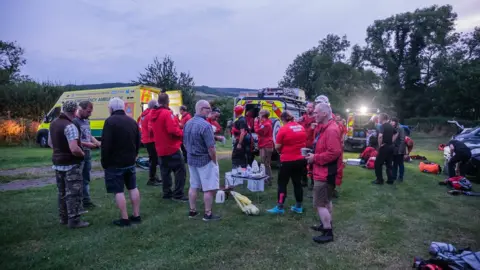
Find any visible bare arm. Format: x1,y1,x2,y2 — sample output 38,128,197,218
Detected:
69,140,85,157
275,143,282,152
208,146,217,165
91,136,101,147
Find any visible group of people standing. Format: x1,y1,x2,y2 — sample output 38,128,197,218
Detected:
49,94,224,229
229,95,345,244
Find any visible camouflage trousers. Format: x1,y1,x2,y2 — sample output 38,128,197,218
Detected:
55,164,84,223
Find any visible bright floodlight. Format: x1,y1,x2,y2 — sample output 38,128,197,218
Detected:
346,108,350,113
360,106,368,113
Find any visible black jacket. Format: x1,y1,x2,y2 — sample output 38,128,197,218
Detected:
101,110,140,169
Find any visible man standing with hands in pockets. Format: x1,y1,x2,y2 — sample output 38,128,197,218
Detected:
305,103,342,244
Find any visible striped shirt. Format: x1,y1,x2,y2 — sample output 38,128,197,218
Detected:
183,115,216,167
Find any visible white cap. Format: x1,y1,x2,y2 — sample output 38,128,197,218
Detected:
315,95,330,105
108,97,125,112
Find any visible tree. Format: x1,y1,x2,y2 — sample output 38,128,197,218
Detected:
363,5,458,120
134,56,196,112
0,41,27,85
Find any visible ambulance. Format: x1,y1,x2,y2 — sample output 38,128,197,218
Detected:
233,87,307,158
344,106,379,152
36,85,182,147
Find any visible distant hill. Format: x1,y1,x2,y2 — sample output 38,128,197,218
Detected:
65,83,257,99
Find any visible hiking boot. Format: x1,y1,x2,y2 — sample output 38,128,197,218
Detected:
267,206,285,214
203,213,221,222
173,196,189,203
290,206,303,214
310,224,324,231
189,210,199,219
83,201,96,209
129,215,142,224
313,229,334,244
372,180,384,185
68,220,90,229
113,219,131,227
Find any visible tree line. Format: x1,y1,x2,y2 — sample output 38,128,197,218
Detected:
280,5,480,121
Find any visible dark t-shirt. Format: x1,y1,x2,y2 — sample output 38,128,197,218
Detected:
448,140,471,156
379,122,395,145
234,116,248,132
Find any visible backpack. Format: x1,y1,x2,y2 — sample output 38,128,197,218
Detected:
419,162,442,174
366,157,376,169
442,176,473,191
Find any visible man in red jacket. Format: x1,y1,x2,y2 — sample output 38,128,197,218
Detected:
140,100,162,186
305,103,342,244
178,105,192,163
150,93,187,201
254,109,274,184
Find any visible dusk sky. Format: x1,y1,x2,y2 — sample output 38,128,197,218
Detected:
1,0,479,89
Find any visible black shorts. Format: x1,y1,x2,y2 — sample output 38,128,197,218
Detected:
105,166,137,194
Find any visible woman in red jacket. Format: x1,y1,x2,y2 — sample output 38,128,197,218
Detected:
254,109,274,185
267,111,307,214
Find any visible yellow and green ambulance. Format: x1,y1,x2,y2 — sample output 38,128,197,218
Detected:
36,85,182,147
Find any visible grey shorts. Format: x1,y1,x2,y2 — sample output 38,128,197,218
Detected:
188,161,220,192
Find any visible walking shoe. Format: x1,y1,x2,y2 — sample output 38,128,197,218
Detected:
372,180,384,185
202,213,221,222
113,219,131,227
267,206,285,214
173,196,189,202
188,210,199,219
129,215,142,224
290,206,303,214
68,220,90,229
313,229,334,244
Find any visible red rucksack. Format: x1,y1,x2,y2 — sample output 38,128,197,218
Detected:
444,176,472,191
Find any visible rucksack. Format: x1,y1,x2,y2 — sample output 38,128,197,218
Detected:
442,176,473,191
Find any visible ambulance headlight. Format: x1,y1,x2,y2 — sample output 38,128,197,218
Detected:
360,106,368,114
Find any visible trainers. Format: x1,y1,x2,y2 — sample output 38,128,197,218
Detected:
313,229,334,244
290,206,303,214
173,196,189,202
202,213,221,222
372,180,384,185
129,215,142,224
113,219,131,227
189,210,199,219
267,206,285,214
68,220,90,229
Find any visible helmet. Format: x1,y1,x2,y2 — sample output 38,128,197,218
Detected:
315,95,330,105
234,105,244,115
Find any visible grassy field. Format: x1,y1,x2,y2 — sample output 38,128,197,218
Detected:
0,135,479,269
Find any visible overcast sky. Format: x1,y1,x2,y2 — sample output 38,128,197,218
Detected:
1,0,479,88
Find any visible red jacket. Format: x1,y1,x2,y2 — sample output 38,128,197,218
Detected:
207,118,222,135
312,119,343,182
150,107,183,156
179,113,192,130
298,113,316,148
254,118,274,148
405,136,414,154
140,109,154,144
360,146,377,161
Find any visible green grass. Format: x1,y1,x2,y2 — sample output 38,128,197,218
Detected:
1,135,479,269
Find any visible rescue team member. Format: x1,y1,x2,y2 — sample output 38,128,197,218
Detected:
140,99,162,186
298,102,316,188
405,136,414,155
207,107,222,135
178,105,192,163
305,103,342,244
267,111,307,214
373,113,397,185
360,146,377,164
48,101,88,228
184,100,221,221
391,117,406,182
74,100,101,209
101,98,142,227
447,140,472,178
151,93,188,202
254,109,274,185
231,105,251,168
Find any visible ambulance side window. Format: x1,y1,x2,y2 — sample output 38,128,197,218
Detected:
45,107,61,123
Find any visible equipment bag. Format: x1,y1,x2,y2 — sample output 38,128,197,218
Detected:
419,162,442,174
440,176,473,191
